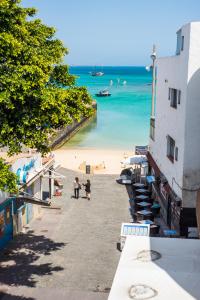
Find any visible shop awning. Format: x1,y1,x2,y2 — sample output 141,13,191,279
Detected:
122,155,147,165
16,195,51,206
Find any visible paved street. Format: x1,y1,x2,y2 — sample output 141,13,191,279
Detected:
0,168,131,300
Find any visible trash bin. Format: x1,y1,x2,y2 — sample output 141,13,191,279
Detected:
86,165,90,174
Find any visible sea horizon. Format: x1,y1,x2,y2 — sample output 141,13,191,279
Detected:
69,65,147,67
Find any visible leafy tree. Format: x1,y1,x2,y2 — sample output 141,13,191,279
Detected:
0,158,18,193
0,0,93,156
0,0,94,191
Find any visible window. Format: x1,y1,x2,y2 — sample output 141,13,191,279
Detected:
150,117,155,140
168,88,181,108
167,135,175,162
178,90,181,104
175,147,178,161
176,30,184,54
181,36,184,51
176,30,181,55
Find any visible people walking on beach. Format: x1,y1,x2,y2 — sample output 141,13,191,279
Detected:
83,179,91,200
74,177,81,199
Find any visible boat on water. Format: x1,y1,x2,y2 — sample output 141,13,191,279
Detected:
90,66,104,76
91,71,104,76
95,89,111,97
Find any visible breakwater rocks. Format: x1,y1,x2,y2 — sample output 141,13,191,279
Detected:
50,101,97,149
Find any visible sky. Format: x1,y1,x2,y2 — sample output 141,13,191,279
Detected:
22,0,200,66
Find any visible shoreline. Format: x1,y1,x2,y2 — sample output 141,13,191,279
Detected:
53,148,134,175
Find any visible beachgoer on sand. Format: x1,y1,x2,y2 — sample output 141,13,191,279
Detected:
74,177,81,199
82,179,91,200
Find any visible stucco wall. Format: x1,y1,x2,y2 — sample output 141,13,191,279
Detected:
150,22,200,208
149,23,190,199
183,22,200,206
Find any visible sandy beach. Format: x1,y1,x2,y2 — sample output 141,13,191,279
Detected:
53,148,133,175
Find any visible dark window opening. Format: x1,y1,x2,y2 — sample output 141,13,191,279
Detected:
167,135,175,162
168,88,181,108
175,147,178,161
181,36,184,51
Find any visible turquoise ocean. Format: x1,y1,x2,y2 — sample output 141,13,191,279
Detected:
62,66,152,151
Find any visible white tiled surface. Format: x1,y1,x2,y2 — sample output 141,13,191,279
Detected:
108,236,200,300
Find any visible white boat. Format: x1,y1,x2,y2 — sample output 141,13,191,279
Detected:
95,89,111,97
91,71,104,76
90,66,104,76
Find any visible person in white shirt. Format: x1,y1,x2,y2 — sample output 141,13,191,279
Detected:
74,177,80,199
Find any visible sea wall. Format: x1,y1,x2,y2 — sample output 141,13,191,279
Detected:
50,101,97,150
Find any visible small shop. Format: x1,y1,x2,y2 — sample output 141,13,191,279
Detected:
147,152,197,237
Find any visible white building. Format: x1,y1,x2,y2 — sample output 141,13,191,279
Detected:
0,152,56,249
148,22,200,236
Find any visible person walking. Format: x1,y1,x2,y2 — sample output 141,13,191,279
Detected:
74,177,80,199
83,179,91,200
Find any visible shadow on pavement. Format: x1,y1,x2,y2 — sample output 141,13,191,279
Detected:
0,292,35,300
0,230,65,287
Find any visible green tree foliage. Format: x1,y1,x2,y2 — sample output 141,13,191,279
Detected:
0,0,93,156
0,0,94,192
0,158,18,193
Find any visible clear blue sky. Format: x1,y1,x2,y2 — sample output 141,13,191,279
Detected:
22,0,200,66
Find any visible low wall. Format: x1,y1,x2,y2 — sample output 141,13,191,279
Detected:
50,101,97,150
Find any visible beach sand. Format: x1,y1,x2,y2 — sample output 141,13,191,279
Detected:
53,148,133,175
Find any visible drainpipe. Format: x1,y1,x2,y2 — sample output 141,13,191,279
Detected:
151,45,156,117
150,45,156,140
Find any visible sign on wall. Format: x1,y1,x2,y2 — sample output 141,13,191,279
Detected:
12,154,42,184
121,223,150,237
120,223,150,251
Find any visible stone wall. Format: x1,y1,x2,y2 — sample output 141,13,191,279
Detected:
50,101,97,150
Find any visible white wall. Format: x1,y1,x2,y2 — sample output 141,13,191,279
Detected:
11,153,42,175
183,22,200,206
0,153,42,204
149,24,190,199
150,22,200,207
0,191,9,205
33,178,41,199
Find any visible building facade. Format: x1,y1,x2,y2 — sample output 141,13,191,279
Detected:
0,153,55,249
148,22,200,236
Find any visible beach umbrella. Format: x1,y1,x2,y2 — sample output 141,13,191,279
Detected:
122,155,147,165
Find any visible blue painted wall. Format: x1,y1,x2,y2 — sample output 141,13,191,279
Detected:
0,198,14,249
